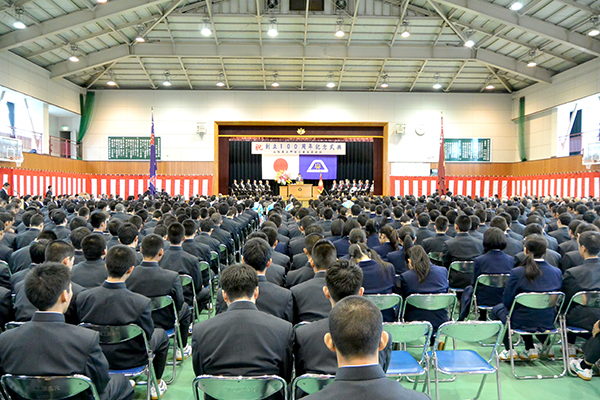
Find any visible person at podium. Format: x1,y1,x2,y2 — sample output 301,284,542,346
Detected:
296,173,303,183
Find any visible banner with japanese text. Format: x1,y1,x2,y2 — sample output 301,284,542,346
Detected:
252,141,346,155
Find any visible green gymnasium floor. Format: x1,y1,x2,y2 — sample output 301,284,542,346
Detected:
132,312,600,400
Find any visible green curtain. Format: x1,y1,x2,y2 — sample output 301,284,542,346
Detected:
518,96,527,161
77,92,95,143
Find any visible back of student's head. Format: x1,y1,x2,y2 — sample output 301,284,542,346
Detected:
153,225,168,238
523,234,547,281
107,219,122,236
325,259,363,302
523,223,543,237
90,211,107,229
25,262,72,311
579,231,600,256
261,226,278,247
330,219,344,237
247,231,269,242
106,245,136,278
329,296,382,359
435,216,449,232
167,222,185,244
241,238,271,272
199,218,214,233
45,240,74,263
182,219,198,237
304,233,325,255
81,233,106,261
455,215,471,232
490,216,508,231
483,227,507,252
30,240,48,264
407,245,431,283
118,222,139,246
417,213,430,227
343,219,361,237
30,213,44,228
51,210,67,225
141,234,164,258
311,239,337,271
469,215,480,231
70,227,91,250
221,263,258,301
348,228,366,244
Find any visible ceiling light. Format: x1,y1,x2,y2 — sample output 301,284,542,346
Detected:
96,0,108,3
201,18,212,37
509,2,523,11
267,18,278,37
525,49,538,67
463,30,475,48
216,72,226,87
12,9,25,29
400,21,410,38
68,44,80,62
527,60,538,67
485,84,495,90
588,17,600,36
335,20,345,37
135,35,145,43
432,73,442,90
69,55,79,62
589,28,600,37
107,76,117,86
163,71,172,87
272,72,280,87
326,73,336,88
380,73,389,88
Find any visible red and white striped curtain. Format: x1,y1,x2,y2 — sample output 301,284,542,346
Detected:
391,172,600,198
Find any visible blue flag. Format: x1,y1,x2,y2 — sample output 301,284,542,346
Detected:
149,111,157,196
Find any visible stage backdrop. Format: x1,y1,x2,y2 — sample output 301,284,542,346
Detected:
262,155,337,180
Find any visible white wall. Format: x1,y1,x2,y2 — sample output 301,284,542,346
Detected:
85,90,517,163
0,52,82,114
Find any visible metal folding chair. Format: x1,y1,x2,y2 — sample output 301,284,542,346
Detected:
428,252,444,266
505,291,566,379
79,323,161,400
180,274,200,323
469,274,511,320
193,374,287,400
560,290,600,376
1,374,101,400
151,295,183,384
401,293,457,324
383,321,432,394
364,294,402,321
431,321,503,400
448,261,474,294
199,261,214,319
291,374,334,400
218,244,228,270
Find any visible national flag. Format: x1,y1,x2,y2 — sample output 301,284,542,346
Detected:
149,109,157,196
317,173,324,194
437,112,446,195
261,155,300,179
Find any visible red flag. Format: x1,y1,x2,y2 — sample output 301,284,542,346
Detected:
437,112,446,195
318,173,324,194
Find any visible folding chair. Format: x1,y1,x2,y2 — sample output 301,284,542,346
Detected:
401,293,457,325
199,261,214,319
180,274,200,323
448,261,474,294
79,323,161,400
560,290,600,376
291,374,334,400
193,374,288,400
4,322,24,330
151,295,183,384
428,252,444,266
431,321,503,400
505,291,566,379
364,294,402,321
383,321,432,394
1,374,101,400
218,244,228,269
469,274,511,320
210,251,220,292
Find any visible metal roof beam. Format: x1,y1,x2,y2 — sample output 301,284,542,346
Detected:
475,47,551,83
485,65,513,92
178,57,193,89
0,0,168,52
137,57,157,89
444,60,467,91
134,0,187,45
431,0,600,56
49,44,131,78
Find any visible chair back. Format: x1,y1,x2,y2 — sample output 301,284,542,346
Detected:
438,321,503,343
364,294,402,312
151,295,175,312
180,274,196,293
200,261,210,274
4,322,24,331
292,374,334,397
383,321,432,363
474,274,511,290
193,375,287,400
403,293,457,314
565,290,600,312
512,291,565,311
449,261,474,275
1,374,101,400
428,252,443,265
79,323,148,346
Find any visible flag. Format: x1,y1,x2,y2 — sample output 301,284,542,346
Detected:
149,109,157,196
317,173,324,194
437,112,446,195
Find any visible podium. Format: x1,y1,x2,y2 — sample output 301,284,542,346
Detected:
280,184,313,205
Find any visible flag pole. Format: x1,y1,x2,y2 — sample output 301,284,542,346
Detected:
149,108,157,196
437,111,446,195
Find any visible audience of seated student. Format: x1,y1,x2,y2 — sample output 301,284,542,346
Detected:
562,231,600,354
0,262,134,400
292,224,325,270
70,226,90,264
181,219,212,285
262,225,291,269
294,259,392,379
400,244,449,331
289,216,315,257
16,212,43,250
492,235,563,361
333,219,360,258
570,319,600,380
216,238,293,322
442,214,484,290
292,239,337,323
422,216,451,255
348,242,396,297
303,296,429,400
72,233,108,289
388,225,415,275
550,213,573,245
373,225,400,261
117,222,143,266
460,228,515,320
364,219,380,249
559,219,583,256
192,263,294,395
487,216,522,257
286,233,323,288
77,245,170,399
560,223,600,271
514,224,563,269
245,231,286,287
415,212,435,246
469,215,484,240
127,234,192,361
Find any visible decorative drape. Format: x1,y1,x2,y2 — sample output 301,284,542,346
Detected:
228,141,262,187
337,141,373,182
518,97,526,161
77,92,95,143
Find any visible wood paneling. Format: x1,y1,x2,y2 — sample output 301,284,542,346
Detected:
0,153,87,173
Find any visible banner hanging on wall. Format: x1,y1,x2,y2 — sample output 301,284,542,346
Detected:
251,141,346,155
299,155,337,179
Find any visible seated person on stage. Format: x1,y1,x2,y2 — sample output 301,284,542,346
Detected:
297,174,303,183
192,264,294,386
570,320,600,380
302,296,429,400
0,262,134,400
77,245,170,398
491,235,562,361
294,259,391,378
